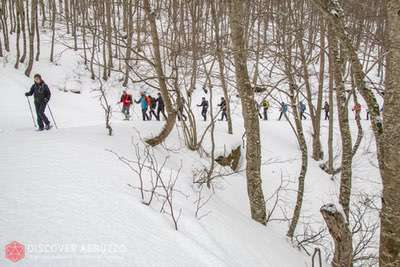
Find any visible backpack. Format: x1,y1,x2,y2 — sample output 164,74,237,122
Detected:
150,97,157,109
145,96,152,107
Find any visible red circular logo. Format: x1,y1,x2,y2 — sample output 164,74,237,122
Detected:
5,241,25,262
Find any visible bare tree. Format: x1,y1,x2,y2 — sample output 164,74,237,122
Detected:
229,0,267,225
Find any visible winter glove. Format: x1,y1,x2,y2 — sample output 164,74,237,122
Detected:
44,98,49,103
25,92,30,97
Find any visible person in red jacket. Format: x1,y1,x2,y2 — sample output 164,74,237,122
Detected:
118,90,133,120
352,103,362,120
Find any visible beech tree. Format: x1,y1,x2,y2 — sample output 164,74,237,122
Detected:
229,0,267,225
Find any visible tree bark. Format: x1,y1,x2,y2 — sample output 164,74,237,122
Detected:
321,204,353,267
25,0,37,77
379,1,400,266
229,0,267,225
143,0,177,147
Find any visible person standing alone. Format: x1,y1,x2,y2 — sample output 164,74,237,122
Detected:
25,74,52,131
323,101,330,120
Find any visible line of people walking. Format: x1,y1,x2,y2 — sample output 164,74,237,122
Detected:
118,90,380,122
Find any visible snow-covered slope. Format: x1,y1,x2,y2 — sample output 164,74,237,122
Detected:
0,47,314,266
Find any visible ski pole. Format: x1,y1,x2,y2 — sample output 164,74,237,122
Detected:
47,104,58,129
26,96,37,127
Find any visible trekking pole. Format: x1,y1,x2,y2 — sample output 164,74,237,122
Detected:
26,96,37,128
47,104,58,129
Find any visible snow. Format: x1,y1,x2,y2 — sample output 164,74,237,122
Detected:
0,39,311,266
0,16,383,267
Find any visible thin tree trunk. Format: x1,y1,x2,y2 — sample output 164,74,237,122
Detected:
25,0,37,77
210,1,233,134
331,27,352,219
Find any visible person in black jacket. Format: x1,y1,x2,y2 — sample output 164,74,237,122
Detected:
25,74,52,131
197,97,209,121
156,93,167,121
218,97,227,121
323,101,330,120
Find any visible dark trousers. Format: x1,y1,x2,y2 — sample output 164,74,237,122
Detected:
325,111,329,120
34,101,50,129
263,108,268,120
141,109,150,121
157,107,167,121
278,112,286,121
122,105,130,119
149,109,157,120
300,111,306,120
219,111,227,121
201,109,207,121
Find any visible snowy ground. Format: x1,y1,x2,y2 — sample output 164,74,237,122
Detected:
0,28,381,267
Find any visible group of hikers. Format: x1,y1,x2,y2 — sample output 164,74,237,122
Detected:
24,74,380,132
118,90,167,121
118,90,230,122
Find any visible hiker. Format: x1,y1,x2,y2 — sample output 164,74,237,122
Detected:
352,103,362,120
25,74,52,131
218,97,228,121
177,97,187,121
261,99,270,120
278,101,288,120
366,109,370,120
323,101,329,120
197,97,209,121
135,91,150,121
156,93,167,121
148,95,158,120
118,90,132,120
299,101,307,120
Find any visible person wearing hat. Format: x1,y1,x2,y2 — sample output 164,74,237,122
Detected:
25,74,52,131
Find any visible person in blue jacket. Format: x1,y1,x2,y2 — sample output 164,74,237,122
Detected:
278,101,288,121
299,101,307,120
135,91,150,121
25,74,52,131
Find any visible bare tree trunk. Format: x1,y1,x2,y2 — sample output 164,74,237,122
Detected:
25,0,37,77
50,0,56,62
210,1,233,134
122,0,133,87
321,204,353,267
19,0,27,63
331,28,352,219
286,83,308,239
379,1,400,265
313,19,325,160
35,2,40,62
327,24,334,174
229,0,267,225
143,0,177,147
14,0,21,67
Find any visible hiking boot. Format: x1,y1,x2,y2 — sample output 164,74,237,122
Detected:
45,124,52,130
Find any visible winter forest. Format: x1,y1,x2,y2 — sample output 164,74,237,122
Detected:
0,0,399,266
